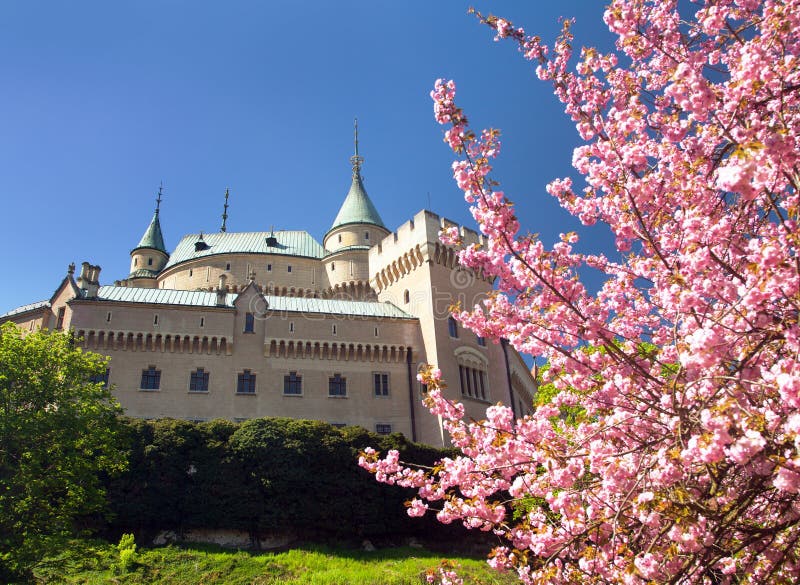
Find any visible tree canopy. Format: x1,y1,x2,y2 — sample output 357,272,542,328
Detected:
0,323,127,581
362,1,800,583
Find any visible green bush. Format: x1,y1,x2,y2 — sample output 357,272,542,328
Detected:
103,417,462,543
116,533,136,574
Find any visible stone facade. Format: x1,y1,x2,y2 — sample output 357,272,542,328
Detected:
1,161,536,447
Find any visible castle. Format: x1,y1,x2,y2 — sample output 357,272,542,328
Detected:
0,131,536,446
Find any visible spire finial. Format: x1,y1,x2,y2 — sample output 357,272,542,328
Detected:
156,182,163,214
221,187,230,232
350,117,364,177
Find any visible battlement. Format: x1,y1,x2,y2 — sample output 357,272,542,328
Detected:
370,209,483,262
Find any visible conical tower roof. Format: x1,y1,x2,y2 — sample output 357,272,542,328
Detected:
328,119,386,234
132,186,167,254
329,172,386,232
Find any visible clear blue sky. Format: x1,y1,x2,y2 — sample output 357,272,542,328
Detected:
0,1,617,313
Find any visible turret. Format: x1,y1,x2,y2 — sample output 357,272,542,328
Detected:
128,185,169,288
323,119,389,253
322,120,389,300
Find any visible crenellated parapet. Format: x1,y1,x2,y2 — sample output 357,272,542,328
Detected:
368,209,489,293
264,338,411,362
75,329,232,356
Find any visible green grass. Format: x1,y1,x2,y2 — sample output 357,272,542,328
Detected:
35,540,518,585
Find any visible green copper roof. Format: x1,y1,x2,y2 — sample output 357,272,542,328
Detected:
85,286,415,319
133,211,167,254
164,231,326,270
0,299,50,319
127,268,160,279
329,172,386,233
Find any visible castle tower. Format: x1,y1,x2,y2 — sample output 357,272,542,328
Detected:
322,120,389,300
369,210,529,443
127,185,169,288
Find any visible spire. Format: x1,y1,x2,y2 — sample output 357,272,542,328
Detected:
351,117,364,178
328,119,386,233
221,187,229,232
133,185,167,253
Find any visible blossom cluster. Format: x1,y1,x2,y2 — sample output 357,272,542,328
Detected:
361,1,800,583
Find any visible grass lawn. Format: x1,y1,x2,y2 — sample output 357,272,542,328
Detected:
35,540,518,584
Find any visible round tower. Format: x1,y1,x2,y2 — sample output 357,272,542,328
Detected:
322,120,389,299
128,186,169,288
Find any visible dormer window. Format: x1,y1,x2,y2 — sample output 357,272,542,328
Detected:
194,240,210,252
266,235,278,247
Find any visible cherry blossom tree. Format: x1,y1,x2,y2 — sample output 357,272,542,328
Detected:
361,1,800,583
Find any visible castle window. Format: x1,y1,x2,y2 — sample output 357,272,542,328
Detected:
200,317,205,327
403,290,410,304
140,366,161,391
458,365,487,400
365,231,370,241
283,371,302,395
244,312,255,333
148,258,153,266
477,335,486,347
237,370,256,394
289,322,294,333
373,373,389,397
189,368,209,392
106,312,112,322
328,374,346,397
267,263,272,272
331,263,335,271
448,316,459,338
153,314,159,326
89,368,110,388
55,307,66,330
338,234,342,243
206,267,210,281
332,324,337,336
375,423,392,435
189,269,193,277
287,265,292,273
374,327,379,337
226,263,231,271
134,258,138,267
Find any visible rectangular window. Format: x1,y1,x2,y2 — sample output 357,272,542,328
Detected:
267,263,272,272
237,370,256,394
329,374,346,397
244,312,255,333
289,322,294,332
374,327,379,337
140,366,161,390
226,262,231,270
200,317,205,327
189,368,209,392
332,324,337,335
55,307,66,330
283,371,302,395
448,316,458,338
477,335,486,347
189,269,193,277
373,373,389,397
479,370,486,400
365,231,370,241
375,423,392,435
106,311,112,323
89,368,110,388
154,314,159,326
287,265,292,273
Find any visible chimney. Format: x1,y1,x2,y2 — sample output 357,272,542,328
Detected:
81,264,101,299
